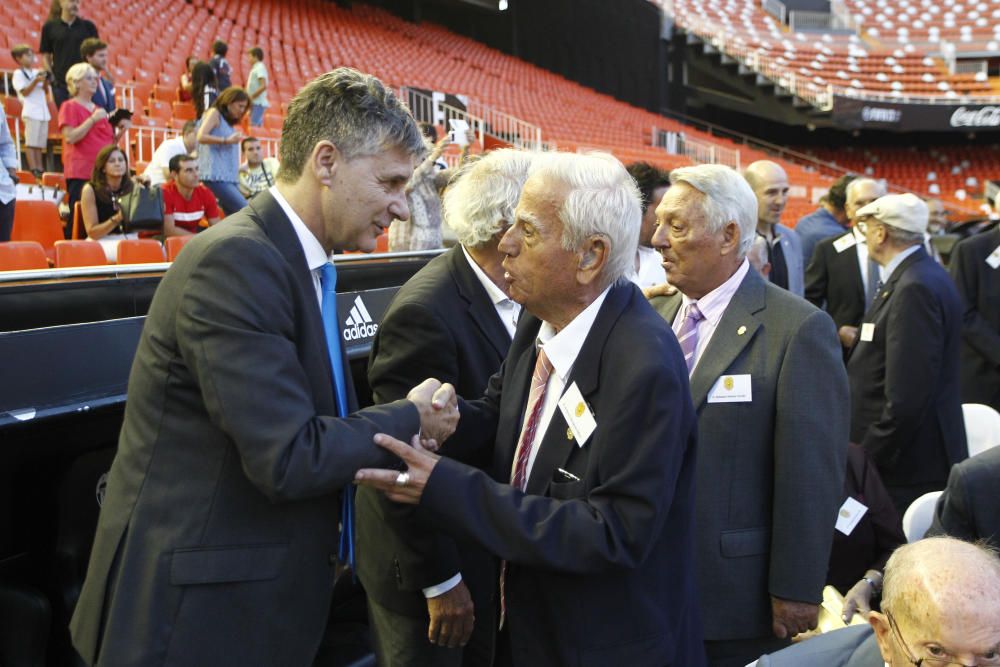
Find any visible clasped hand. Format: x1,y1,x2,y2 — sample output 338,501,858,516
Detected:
407,378,459,447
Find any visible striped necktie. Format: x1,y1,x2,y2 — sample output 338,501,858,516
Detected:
677,302,705,375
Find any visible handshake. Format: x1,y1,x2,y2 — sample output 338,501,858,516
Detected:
406,378,460,448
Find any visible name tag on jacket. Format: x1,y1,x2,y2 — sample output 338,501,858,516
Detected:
833,233,857,253
707,374,752,403
558,381,596,446
987,244,1000,269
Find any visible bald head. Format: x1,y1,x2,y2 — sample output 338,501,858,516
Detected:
872,537,1000,665
743,160,789,230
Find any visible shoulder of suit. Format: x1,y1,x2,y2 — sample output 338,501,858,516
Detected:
761,279,828,324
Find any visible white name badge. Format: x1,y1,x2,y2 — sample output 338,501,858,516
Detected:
558,381,596,447
860,322,875,342
833,233,857,254
835,497,868,536
707,374,752,403
987,244,1000,269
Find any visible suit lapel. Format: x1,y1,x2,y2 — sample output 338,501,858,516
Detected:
523,282,633,495
861,247,926,324
495,322,542,480
248,191,338,413
689,270,765,409
447,247,511,358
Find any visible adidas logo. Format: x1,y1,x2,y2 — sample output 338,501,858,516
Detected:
342,295,379,341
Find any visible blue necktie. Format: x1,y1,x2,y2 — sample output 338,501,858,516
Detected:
319,262,354,570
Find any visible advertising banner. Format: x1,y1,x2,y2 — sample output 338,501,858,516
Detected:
832,95,1000,132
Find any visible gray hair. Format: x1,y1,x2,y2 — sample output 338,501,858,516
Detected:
747,234,770,274
670,164,757,257
443,149,536,249
883,224,925,247
531,151,641,286
65,62,97,97
846,177,887,203
277,67,426,182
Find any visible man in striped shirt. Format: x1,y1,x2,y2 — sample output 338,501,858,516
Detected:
162,154,223,237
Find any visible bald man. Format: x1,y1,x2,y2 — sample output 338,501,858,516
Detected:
743,161,804,296
753,536,1000,666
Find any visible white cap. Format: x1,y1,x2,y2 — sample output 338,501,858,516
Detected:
855,193,929,235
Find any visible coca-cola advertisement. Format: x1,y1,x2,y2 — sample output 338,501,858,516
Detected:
831,95,1000,132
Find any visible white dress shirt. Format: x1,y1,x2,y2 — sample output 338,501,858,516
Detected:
672,259,750,374
852,226,883,296
513,287,611,484
629,245,668,288
881,243,922,283
270,185,331,307
461,246,520,339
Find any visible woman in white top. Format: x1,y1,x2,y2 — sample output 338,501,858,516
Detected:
80,145,146,262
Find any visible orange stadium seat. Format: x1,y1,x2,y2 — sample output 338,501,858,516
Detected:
54,240,109,268
164,236,193,261
116,239,166,264
11,201,64,263
41,172,67,191
172,102,196,121
0,241,49,271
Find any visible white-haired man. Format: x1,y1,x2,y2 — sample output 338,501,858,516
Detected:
753,536,1000,666
649,164,848,667
358,149,534,667
847,193,967,516
743,160,804,296
806,177,888,351
356,152,706,666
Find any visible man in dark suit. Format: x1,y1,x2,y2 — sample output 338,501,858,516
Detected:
649,164,849,667
356,152,706,666
927,446,1000,548
753,537,1000,667
847,193,968,516
805,177,887,352
358,149,534,667
69,68,459,666
949,225,1000,411
743,160,805,296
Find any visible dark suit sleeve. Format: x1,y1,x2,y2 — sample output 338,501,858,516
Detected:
927,462,975,541
951,240,1000,369
771,309,848,602
804,244,829,310
861,282,945,467
175,235,420,502
368,301,458,404
422,349,693,574
366,300,465,589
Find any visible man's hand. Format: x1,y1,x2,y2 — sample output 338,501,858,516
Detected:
355,433,439,504
643,282,677,300
427,580,474,648
838,325,858,349
841,571,879,623
407,378,459,445
771,596,819,639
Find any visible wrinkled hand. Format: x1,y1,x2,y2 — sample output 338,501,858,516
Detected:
427,580,474,648
838,325,858,349
841,577,876,623
771,597,819,639
355,433,439,504
407,378,459,446
643,282,677,300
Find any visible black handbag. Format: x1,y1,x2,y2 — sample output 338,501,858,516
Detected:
119,184,164,231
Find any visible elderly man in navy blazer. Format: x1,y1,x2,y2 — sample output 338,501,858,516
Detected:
649,164,848,667
847,193,967,515
356,151,706,667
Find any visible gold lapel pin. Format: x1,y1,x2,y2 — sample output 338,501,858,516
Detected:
737,325,747,336
566,427,574,440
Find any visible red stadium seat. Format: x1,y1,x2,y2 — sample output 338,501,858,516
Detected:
164,235,193,261
116,239,166,264
11,200,64,263
172,102,197,121
54,240,109,268
0,241,49,271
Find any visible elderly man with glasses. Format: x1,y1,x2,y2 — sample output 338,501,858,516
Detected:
752,536,1000,667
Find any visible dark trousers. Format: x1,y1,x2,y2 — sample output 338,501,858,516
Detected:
0,199,14,242
367,597,463,667
705,636,790,667
52,83,70,111
65,179,87,238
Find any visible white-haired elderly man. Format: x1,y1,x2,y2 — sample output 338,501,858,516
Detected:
356,152,707,666
648,164,849,667
847,193,967,517
358,149,533,667
752,536,1000,667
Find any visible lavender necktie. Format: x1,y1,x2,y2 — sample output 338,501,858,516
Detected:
677,303,705,375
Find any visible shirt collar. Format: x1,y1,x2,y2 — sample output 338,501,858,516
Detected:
881,244,921,282
536,285,612,382
270,185,329,273
852,225,866,243
461,245,510,307
680,259,750,327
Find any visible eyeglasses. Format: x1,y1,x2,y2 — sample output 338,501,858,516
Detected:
886,610,1000,666
856,220,869,233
